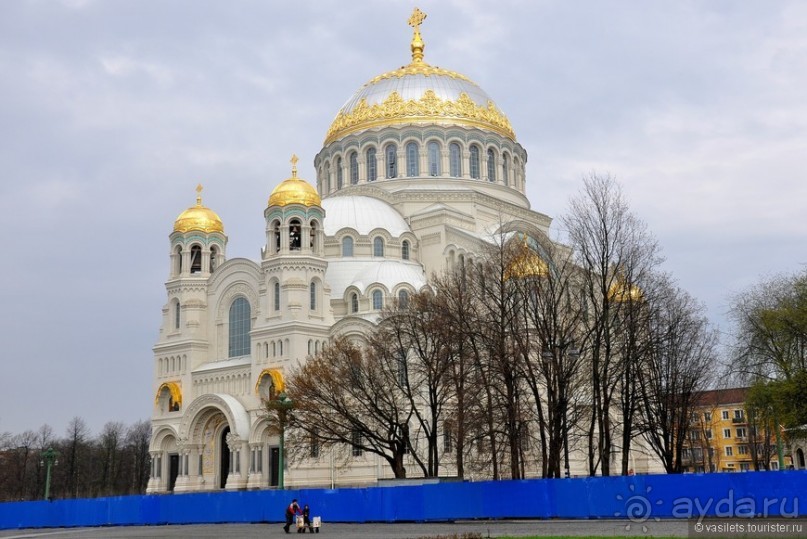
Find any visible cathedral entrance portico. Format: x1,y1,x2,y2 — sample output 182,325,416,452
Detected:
177,394,251,492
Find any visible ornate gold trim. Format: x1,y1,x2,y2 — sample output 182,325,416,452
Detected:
326,90,515,144
155,381,182,406
255,369,285,395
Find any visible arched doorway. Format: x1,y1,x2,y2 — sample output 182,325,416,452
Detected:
797,448,805,470
220,426,230,489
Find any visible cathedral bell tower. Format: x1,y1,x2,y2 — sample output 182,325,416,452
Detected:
253,155,332,369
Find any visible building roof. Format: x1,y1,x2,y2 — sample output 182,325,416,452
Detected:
693,387,749,407
322,196,410,237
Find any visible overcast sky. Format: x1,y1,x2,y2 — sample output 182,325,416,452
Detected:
1,0,805,436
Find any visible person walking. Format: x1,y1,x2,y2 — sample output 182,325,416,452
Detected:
284,499,301,534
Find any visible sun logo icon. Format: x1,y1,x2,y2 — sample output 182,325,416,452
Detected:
614,483,663,532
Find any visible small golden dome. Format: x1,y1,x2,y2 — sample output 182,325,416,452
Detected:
268,154,321,208
505,236,549,280
173,184,224,234
608,277,643,303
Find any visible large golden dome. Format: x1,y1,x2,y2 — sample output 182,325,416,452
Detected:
268,155,322,208
173,185,224,234
324,8,515,144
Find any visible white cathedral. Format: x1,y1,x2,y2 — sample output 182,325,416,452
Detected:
147,10,658,494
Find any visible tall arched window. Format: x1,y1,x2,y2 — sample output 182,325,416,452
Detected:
336,157,343,189
398,290,409,309
373,237,384,257
174,300,181,329
310,220,318,251
449,142,462,177
272,220,281,253
228,297,251,357
190,245,202,274
487,148,496,182
385,144,397,178
174,245,183,274
366,147,377,182
427,141,441,176
274,282,280,311
324,162,331,192
289,219,301,250
406,142,419,177
372,290,383,310
401,240,410,260
469,145,480,179
342,236,354,257
350,293,359,313
310,281,317,310
502,153,510,186
349,151,359,184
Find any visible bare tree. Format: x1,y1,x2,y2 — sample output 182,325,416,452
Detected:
637,276,717,473
563,173,662,476
62,416,90,498
285,338,413,478
509,233,586,478
377,291,455,477
124,420,151,494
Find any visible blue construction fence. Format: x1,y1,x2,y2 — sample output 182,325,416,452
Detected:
1,471,805,530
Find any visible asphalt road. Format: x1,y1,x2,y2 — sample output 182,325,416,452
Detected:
0,519,693,538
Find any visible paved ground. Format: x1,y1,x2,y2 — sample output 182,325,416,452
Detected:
0,519,693,538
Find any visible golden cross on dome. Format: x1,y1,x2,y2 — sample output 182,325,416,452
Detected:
290,154,299,178
408,8,427,63
196,183,203,206
408,7,426,31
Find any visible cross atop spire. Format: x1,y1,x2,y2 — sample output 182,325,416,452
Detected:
290,154,299,178
408,7,427,63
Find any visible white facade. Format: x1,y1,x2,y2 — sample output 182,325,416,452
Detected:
147,14,661,494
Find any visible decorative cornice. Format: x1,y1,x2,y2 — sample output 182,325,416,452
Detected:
326,90,515,144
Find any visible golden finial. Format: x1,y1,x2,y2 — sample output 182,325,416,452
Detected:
408,7,427,64
195,183,203,206
290,154,299,178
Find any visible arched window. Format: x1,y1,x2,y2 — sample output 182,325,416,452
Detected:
310,281,317,310
398,290,409,309
373,237,384,257
272,220,281,253
401,240,410,260
228,297,251,358
310,220,318,251
449,142,462,177
385,143,397,178
349,151,359,184
324,162,331,192
336,157,343,189
210,246,218,272
350,293,359,313
469,145,480,179
406,142,419,177
427,141,441,176
372,290,383,310
487,148,496,182
190,245,202,274
308,340,312,355
174,245,183,274
289,219,301,250
502,153,510,185
342,236,354,257
274,282,280,311
366,147,377,182
174,300,181,329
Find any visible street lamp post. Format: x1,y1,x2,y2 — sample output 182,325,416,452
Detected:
41,447,59,501
270,392,294,489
